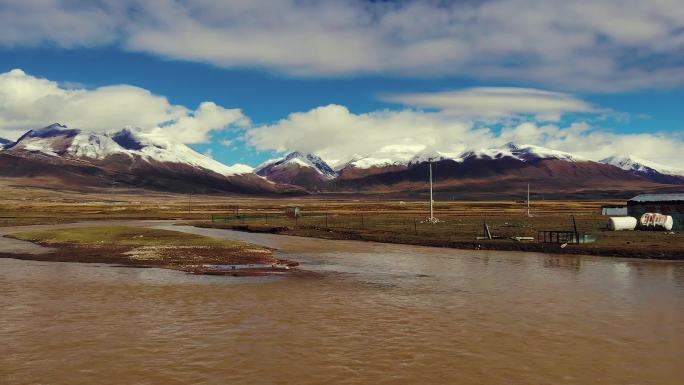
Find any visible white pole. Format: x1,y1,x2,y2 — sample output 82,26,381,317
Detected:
429,162,434,220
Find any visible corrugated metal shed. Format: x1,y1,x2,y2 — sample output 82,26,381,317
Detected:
629,194,684,203
627,193,684,230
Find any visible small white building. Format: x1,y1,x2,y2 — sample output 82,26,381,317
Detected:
601,205,628,216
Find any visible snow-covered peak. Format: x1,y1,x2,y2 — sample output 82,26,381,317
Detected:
463,143,584,162
337,143,586,170
601,155,684,177
508,143,583,161
408,149,457,165
337,155,403,170
124,130,253,176
258,151,337,178
336,149,456,170
8,124,252,176
67,132,129,159
18,123,80,140
8,123,81,156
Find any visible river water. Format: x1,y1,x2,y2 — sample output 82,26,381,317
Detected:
2,223,684,384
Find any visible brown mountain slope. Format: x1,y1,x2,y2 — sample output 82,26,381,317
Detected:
330,158,682,199
0,152,304,195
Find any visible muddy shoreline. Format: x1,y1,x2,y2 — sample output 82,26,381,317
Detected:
0,244,304,277
193,223,684,260
1,229,307,277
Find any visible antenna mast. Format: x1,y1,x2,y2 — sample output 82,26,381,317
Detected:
429,162,434,220
425,161,439,223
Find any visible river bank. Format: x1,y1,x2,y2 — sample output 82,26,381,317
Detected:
1,225,303,276
192,222,684,260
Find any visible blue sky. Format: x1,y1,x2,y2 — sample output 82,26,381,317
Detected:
0,1,683,167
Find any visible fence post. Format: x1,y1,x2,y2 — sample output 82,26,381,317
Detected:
295,215,298,229
413,217,417,235
325,213,328,228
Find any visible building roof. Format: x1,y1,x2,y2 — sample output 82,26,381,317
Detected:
629,193,684,203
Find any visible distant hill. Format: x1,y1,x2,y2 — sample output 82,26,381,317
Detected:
255,151,337,191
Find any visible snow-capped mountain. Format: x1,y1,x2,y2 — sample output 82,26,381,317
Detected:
338,143,585,172
600,155,684,177
263,143,683,197
407,150,454,165
335,155,402,170
260,151,337,178
5,124,252,176
329,142,684,197
0,124,298,195
462,143,584,162
4,125,683,197
256,151,338,190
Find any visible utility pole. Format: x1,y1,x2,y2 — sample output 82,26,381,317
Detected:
429,162,434,221
425,161,439,223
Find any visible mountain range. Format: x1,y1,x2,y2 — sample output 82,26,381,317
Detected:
256,143,684,198
0,124,301,195
2,124,683,198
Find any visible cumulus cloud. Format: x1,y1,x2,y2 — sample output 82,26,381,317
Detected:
0,69,247,143
1,0,683,90
247,104,684,168
381,87,598,121
247,104,493,166
498,121,684,165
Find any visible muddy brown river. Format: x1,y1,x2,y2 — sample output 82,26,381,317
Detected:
2,222,684,384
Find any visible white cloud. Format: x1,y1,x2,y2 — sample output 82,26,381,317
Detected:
1,0,683,90
0,69,247,143
248,104,493,163
498,121,684,166
247,104,684,168
381,87,597,121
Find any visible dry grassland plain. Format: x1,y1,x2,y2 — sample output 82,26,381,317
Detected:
1,182,682,259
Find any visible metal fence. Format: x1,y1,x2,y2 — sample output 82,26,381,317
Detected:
208,212,590,241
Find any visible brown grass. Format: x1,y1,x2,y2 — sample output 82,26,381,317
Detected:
1,183,681,259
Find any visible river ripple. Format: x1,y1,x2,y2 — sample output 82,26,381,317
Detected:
2,224,684,384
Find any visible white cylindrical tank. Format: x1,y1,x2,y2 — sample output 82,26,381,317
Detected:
608,216,637,231
639,213,674,231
